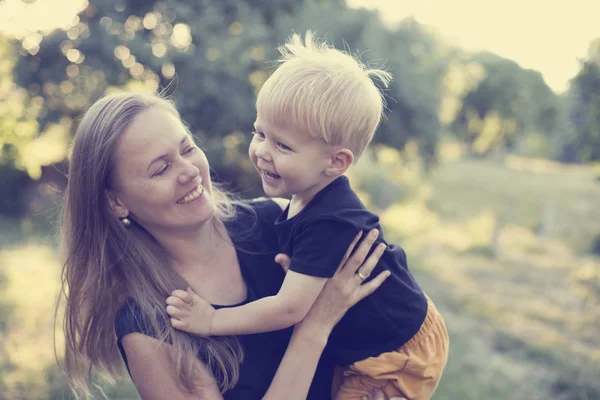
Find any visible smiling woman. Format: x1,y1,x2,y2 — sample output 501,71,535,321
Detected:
57,91,391,400
106,106,218,238
60,93,242,397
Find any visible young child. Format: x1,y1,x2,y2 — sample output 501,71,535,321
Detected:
167,32,449,400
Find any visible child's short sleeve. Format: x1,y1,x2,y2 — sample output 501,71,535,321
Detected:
288,219,361,277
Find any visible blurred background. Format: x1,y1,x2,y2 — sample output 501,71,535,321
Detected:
0,0,599,398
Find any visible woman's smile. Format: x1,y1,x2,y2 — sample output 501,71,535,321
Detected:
177,185,205,204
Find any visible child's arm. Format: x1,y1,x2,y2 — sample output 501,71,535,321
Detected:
166,270,327,336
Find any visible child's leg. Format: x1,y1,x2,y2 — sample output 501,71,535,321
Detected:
335,373,392,400
334,354,409,400
335,297,449,400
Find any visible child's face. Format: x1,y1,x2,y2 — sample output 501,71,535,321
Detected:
249,116,333,201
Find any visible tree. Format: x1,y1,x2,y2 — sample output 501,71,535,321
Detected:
12,0,446,192
273,3,447,166
12,0,313,191
451,51,560,155
566,38,600,162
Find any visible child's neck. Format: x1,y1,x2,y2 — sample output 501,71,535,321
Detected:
287,175,340,219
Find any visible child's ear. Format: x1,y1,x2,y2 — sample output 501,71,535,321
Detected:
325,148,354,177
106,190,129,218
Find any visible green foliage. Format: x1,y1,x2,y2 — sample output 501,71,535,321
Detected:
592,234,600,256
565,38,600,163
0,151,32,218
9,0,446,193
451,52,561,156
273,3,448,166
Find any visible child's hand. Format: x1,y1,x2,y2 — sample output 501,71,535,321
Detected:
274,253,291,272
166,287,215,336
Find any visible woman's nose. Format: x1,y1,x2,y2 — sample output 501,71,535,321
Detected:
178,159,200,184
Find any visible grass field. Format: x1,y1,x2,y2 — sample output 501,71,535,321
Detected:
378,156,600,400
1,155,599,399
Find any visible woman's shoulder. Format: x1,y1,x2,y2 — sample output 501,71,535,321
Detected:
237,197,287,225
115,298,156,340
115,299,141,339
229,198,284,252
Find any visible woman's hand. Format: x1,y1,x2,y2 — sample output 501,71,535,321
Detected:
265,229,388,400
276,229,389,336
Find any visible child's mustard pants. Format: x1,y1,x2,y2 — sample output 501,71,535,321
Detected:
332,297,449,400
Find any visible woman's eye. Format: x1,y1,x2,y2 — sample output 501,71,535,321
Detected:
183,146,195,154
153,164,170,177
277,142,291,151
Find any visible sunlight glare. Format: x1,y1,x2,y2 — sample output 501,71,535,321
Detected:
348,0,600,93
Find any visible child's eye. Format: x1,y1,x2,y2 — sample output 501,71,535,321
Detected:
277,142,292,151
183,146,195,154
251,131,265,139
153,163,170,177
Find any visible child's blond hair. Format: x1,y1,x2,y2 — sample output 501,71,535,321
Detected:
256,31,392,161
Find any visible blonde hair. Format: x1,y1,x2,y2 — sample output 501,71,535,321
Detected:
57,92,243,398
256,31,392,160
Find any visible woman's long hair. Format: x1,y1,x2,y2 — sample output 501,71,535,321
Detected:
57,92,243,397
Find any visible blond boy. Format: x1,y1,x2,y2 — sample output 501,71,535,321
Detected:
168,32,449,400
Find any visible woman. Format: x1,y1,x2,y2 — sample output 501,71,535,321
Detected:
58,92,392,399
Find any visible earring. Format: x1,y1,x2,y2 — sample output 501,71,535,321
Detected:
121,215,131,227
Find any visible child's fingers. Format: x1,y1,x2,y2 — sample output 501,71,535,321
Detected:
171,289,193,304
166,305,184,319
274,253,292,272
171,289,189,298
186,286,197,296
170,317,186,330
165,296,188,308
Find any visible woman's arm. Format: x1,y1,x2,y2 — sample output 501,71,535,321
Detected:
122,333,222,400
127,229,387,400
264,229,389,400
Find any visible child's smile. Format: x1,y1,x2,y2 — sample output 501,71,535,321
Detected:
249,117,335,203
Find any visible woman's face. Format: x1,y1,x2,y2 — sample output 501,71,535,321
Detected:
109,106,215,236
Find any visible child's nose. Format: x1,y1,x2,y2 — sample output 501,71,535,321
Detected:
255,141,272,161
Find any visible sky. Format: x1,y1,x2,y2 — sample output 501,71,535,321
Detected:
1,0,598,93
0,0,86,36
348,0,600,93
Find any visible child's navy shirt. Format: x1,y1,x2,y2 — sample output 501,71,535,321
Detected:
275,176,428,365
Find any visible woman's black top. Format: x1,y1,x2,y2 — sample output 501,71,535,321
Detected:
115,199,334,399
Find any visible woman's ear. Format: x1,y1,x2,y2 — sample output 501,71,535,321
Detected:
106,191,129,218
325,148,354,177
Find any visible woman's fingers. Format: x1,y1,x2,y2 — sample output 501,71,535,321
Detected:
356,243,386,282
355,270,391,302
336,231,363,273
342,229,379,278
